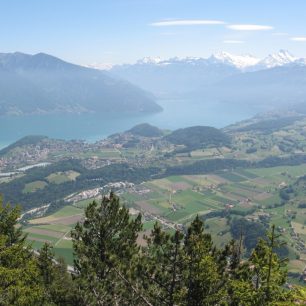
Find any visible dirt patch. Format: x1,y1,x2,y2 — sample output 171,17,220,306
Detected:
27,237,54,243
292,221,306,235
50,215,83,225
251,178,271,186
25,228,63,238
137,230,151,246
29,216,58,225
171,182,191,191
135,201,161,214
254,192,271,201
208,175,229,184
239,201,253,208
222,192,245,202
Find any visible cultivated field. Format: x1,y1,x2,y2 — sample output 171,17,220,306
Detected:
25,164,306,276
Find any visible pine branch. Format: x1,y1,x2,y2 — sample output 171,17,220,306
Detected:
114,267,153,306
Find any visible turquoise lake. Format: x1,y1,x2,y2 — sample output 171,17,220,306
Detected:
0,99,269,149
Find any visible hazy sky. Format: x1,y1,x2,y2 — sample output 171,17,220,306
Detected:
1,0,306,65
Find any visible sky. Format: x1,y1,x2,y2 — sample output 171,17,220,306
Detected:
1,0,306,65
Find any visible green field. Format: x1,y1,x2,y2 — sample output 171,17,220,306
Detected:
46,170,80,184
24,165,306,277
23,180,48,193
74,198,99,208
51,206,83,218
32,224,72,233
216,171,247,182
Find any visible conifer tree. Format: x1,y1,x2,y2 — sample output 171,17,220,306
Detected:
183,216,226,305
228,225,292,305
140,223,185,306
0,196,43,305
37,243,78,305
0,198,25,246
71,192,143,305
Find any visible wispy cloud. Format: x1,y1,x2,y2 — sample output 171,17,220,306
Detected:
227,24,274,31
223,40,244,44
291,36,306,42
150,19,225,27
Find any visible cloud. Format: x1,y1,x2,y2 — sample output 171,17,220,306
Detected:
223,40,244,44
227,24,274,31
150,19,225,27
291,37,306,42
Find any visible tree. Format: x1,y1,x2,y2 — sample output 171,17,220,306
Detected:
139,223,185,306
183,215,225,305
71,192,144,305
0,199,25,246
37,243,78,305
230,218,266,254
0,196,43,305
228,225,292,305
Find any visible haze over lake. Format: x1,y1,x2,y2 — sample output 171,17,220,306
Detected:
0,99,269,149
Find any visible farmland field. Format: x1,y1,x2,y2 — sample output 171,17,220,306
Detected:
46,170,80,184
24,164,306,277
23,180,47,193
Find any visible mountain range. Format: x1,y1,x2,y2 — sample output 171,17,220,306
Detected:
109,50,306,108
1,50,306,116
0,52,161,116
110,50,304,72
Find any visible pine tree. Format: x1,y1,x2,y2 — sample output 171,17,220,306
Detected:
183,215,226,305
37,243,78,305
38,243,55,289
0,196,43,305
0,198,25,246
139,223,185,306
250,225,289,304
228,225,292,305
71,192,144,305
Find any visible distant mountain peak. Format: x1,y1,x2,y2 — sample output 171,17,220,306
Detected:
110,50,305,71
259,49,297,68
209,52,260,69
137,57,163,65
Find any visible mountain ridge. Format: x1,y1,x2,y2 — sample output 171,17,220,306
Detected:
109,50,306,106
0,52,162,116
103,49,306,72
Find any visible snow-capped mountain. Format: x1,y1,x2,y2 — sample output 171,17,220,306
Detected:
91,50,306,75
109,50,305,71
255,50,297,69
136,57,163,65
107,50,306,100
208,51,260,69
110,54,239,95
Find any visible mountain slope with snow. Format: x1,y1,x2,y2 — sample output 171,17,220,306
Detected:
107,50,306,73
109,50,306,97
208,52,260,69
253,50,298,70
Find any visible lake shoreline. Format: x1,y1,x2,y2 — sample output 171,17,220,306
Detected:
0,99,269,149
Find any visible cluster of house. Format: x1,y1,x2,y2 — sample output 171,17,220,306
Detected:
65,181,135,203
0,147,49,171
